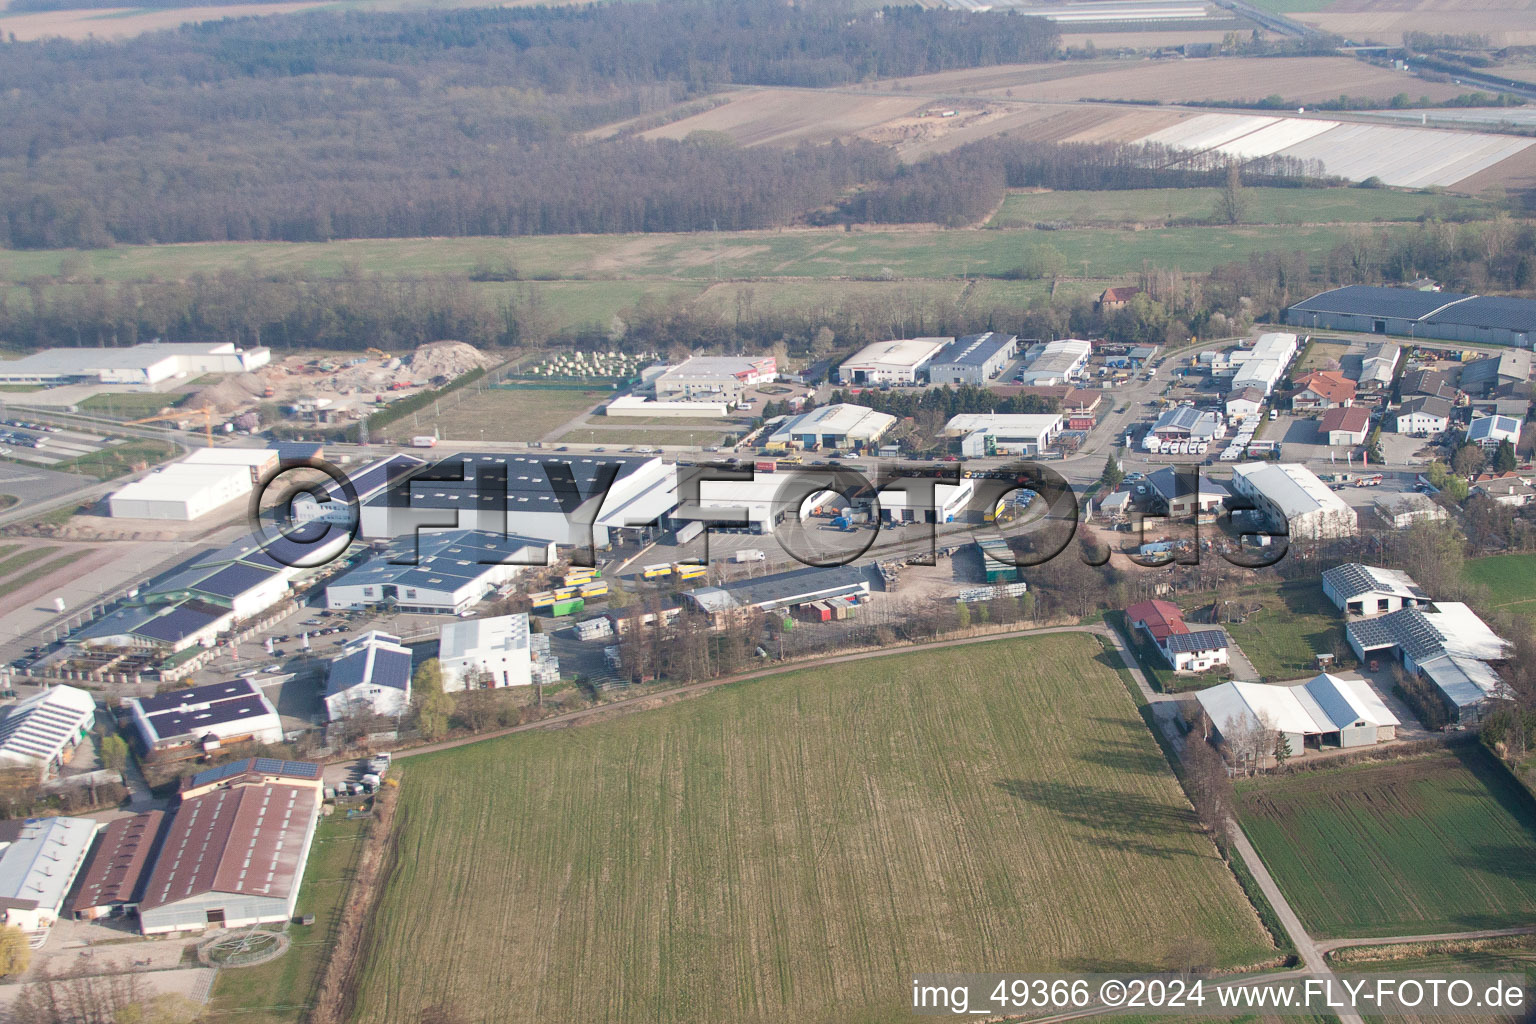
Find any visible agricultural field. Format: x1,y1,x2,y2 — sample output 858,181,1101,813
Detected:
1289,0,1536,48
352,633,1275,1024
1219,580,1346,681
209,814,371,1024
380,386,609,444
0,222,1421,289
1464,553,1536,621
988,187,1485,229
1238,748,1536,939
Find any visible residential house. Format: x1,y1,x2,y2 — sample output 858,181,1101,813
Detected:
1291,371,1355,411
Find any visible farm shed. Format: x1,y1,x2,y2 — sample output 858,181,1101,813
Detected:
130,679,284,752
1322,563,1433,617
0,684,96,778
1288,286,1536,348
1196,674,1398,764
0,816,100,933
1346,602,1511,721
325,631,413,721
70,810,167,920
138,779,321,935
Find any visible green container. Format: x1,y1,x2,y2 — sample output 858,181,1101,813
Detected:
550,597,586,617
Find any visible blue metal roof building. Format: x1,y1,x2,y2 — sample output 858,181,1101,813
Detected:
925,332,1020,386
1287,285,1536,347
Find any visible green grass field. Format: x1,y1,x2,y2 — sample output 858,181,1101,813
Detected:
987,187,1484,230
352,633,1274,1024
373,386,607,444
1220,580,1346,681
74,391,186,418
1238,748,1536,939
50,439,177,480
0,222,1421,287
208,814,370,1024
1464,554,1536,620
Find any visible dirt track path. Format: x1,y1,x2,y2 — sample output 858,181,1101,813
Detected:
1317,926,1536,954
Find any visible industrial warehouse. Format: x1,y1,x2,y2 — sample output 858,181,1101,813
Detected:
1287,285,1536,347
357,452,678,548
325,529,555,613
0,341,270,386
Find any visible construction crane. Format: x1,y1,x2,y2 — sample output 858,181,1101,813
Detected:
130,406,217,446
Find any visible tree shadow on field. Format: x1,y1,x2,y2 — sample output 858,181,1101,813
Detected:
993,778,1200,861
1073,729,1165,778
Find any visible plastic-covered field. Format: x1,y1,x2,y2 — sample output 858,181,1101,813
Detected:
1141,113,1279,152
1212,117,1339,159
1136,112,1534,188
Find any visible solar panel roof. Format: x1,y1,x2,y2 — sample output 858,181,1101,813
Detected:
1163,629,1228,654
1290,285,1473,320
192,562,278,599
145,694,274,739
133,603,225,643
138,678,261,714
1422,296,1536,332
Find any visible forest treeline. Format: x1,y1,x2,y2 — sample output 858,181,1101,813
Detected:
4,215,1530,353
0,0,1059,248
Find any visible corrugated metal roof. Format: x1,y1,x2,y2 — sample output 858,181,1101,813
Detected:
1289,285,1474,319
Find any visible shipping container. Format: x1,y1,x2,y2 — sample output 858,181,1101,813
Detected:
578,580,610,598
675,520,704,545
549,597,586,617
674,564,707,581
754,460,778,473
642,564,673,579
528,591,557,608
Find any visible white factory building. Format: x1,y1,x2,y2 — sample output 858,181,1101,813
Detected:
652,355,777,403
945,413,1064,457
1466,414,1523,449
1230,462,1359,540
1016,340,1092,386
0,341,270,387
325,632,413,721
108,447,280,521
1226,332,1299,396
327,530,554,614
605,395,730,418
0,815,100,933
765,403,896,450
358,453,678,549
1393,396,1452,436
0,684,97,779
838,338,951,385
439,613,535,690
1197,674,1399,765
